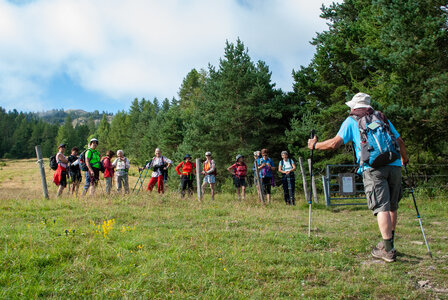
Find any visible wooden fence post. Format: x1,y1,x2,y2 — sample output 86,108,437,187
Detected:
196,158,201,201
35,145,49,199
254,160,264,203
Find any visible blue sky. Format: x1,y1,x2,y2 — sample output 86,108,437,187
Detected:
0,0,336,113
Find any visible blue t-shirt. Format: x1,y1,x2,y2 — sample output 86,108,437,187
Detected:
257,157,275,178
337,116,402,173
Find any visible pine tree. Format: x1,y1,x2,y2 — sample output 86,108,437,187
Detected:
95,114,111,154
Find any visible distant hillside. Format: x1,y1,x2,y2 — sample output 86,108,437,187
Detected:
35,109,113,126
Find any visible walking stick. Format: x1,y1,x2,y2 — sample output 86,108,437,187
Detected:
132,161,147,192
404,165,432,258
308,129,316,237
67,166,71,194
254,160,264,203
286,174,294,205
136,166,150,195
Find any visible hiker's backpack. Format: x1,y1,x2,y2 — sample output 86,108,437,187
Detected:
280,159,293,171
234,163,247,178
100,157,108,173
352,111,400,169
49,155,58,170
79,150,88,171
162,157,169,181
152,156,169,181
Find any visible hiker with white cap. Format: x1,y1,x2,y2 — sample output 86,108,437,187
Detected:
201,152,216,200
83,138,101,196
307,92,409,262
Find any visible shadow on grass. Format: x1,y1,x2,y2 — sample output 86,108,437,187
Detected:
396,252,423,265
331,206,367,213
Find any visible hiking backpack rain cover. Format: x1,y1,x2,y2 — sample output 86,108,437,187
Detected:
352,111,400,169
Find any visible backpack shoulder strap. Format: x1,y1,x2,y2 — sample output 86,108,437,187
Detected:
373,110,394,134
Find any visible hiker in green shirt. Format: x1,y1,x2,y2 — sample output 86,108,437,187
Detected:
83,138,101,195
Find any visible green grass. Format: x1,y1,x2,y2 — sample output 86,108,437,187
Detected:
0,160,447,298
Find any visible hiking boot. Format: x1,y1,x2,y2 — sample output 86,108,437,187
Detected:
371,247,396,263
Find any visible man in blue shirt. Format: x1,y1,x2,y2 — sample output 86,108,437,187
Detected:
308,93,409,262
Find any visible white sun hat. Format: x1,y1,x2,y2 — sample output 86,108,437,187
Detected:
345,93,372,109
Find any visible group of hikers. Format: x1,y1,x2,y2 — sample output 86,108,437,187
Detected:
52,141,298,205
52,139,131,197
52,92,410,262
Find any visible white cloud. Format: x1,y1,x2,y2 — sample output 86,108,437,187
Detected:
0,0,336,110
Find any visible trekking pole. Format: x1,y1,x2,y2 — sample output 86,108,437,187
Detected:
404,164,432,258
132,161,147,193
287,174,294,205
136,159,152,194
136,167,150,195
67,167,71,194
308,129,316,238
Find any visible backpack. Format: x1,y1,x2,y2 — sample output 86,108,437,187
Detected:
280,159,293,171
351,111,400,169
153,156,169,181
49,155,58,170
100,157,109,173
234,163,247,178
79,150,88,171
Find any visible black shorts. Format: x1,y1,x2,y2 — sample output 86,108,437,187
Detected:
59,171,67,187
262,177,272,194
233,176,246,188
69,171,82,183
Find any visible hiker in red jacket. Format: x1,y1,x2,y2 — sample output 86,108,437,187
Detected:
53,143,68,197
102,150,115,194
176,154,196,198
227,154,247,200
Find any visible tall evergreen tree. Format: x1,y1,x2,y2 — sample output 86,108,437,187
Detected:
95,114,111,154
55,115,77,151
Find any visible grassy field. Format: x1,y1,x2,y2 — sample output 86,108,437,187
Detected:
0,159,447,299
